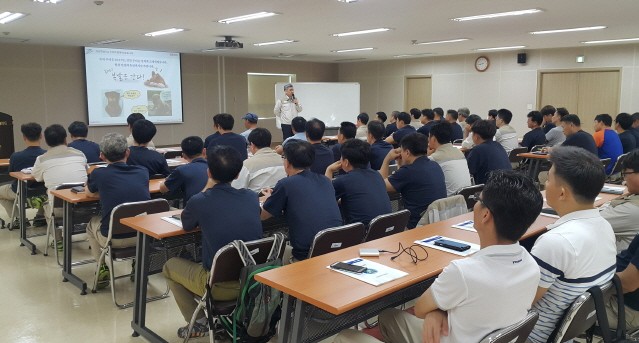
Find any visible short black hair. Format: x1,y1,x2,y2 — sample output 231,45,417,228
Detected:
421,109,435,121
44,124,67,147
340,139,371,169
367,121,385,140
429,122,452,144
433,107,444,118
213,113,234,131
549,146,605,203
481,170,543,242
446,109,459,121
68,121,88,137
527,111,543,126
247,128,272,149
291,116,307,133
397,112,411,125
21,122,42,142
206,145,243,183
615,113,634,130
540,105,556,117
376,112,387,123
181,136,204,158
283,140,315,169
556,107,569,118
497,109,513,124
391,111,399,119
465,114,482,126
561,114,581,126
632,112,639,123
132,119,157,144
305,118,326,141
357,112,369,124
488,109,498,119
339,121,357,139
471,120,497,140
400,132,428,156
410,108,421,120
127,113,145,126
622,149,639,171
595,113,613,127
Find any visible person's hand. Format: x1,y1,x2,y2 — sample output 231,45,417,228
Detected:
326,161,342,173
422,310,449,343
541,147,551,154
259,188,273,203
385,148,401,162
293,99,299,105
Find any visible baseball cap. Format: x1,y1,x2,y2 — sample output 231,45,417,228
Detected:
242,113,258,123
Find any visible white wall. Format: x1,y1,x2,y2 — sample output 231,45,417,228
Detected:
338,44,639,135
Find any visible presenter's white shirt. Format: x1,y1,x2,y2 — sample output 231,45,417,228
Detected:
274,97,302,125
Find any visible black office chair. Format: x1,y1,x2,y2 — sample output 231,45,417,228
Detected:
479,310,538,343
508,147,529,170
455,184,485,210
364,209,410,242
608,152,629,183
308,223,365,258
601,158,612,173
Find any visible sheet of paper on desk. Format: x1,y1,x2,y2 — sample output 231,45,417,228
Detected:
327,258,408,287
451,220,476,232
20,167,33,174
415,236,479,257
601,186,625,194
166,159,182,164
161,216,182,228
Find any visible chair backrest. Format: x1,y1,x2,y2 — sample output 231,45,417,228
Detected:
417,194,468,226
601,158,612,171
308,223,365,258
531,144,546,153
150,173,166,180
163,150,182,159
455,184,485,210
364,209,410,242
479,310,539,343
508,147,529,163
610,152,629,176
110,198,170,237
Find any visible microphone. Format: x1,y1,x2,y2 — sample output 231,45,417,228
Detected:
291,93,296,100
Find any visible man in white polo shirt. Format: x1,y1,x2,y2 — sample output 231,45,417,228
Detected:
335,170,543,343
427,122,471,196
232,128,286,192
274,83,302,141
528,146,617,343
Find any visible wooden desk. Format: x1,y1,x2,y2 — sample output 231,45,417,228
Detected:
517,152,549,180
0,158,9,167
9,171,40,254
155,146,182,154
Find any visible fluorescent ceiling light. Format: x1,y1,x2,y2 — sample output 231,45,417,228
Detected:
144,28,185,37
90,39,128,45
452,9,542,22
218,12,278,24
0,12,27,24
253,40,297,46
413,38,469,45
475,45,526,51
335,58,367,62
332,28,391,37
338,0,358,3
530,26,606,35
582,37,639,44
331,47,375,53
33,0,63,3
394,53,433,58
274,54,305,58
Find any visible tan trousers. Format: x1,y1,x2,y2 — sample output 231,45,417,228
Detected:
86,216,137,261
333,308,423,343
606,294,639,332
0,184,16,219
163,257,210,322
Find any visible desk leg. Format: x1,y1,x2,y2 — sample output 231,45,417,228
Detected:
277,294,304,343
531,160,542,184
60,200,87,295
18,180,36,255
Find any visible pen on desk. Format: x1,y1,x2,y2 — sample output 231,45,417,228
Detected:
458,220,473,226
422,236,442,243
375,273,388,278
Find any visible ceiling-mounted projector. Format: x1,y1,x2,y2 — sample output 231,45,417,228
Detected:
215,36,243,49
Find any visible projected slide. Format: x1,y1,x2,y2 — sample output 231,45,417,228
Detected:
84,47,183,126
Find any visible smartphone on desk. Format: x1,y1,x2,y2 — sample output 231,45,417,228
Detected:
434,239,471,252
171,214,181,221
330,262,367,274
70,186,85,193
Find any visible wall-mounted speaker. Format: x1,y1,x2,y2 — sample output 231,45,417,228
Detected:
517,53,527,64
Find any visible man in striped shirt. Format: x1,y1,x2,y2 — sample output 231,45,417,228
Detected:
528,146,617,343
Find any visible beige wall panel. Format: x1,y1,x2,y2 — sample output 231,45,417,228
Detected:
539,72,579,114
405,77,432,111
405,58,433,76
498,71,539,134
0,44,44,69
577,71,620,132
431,74,465,110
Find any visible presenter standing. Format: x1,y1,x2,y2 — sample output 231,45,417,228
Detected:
274,83,302,140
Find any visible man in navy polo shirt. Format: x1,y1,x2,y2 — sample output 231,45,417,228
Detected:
261,140,343,262
127,119,171,177
332,121,357,162
305,118,334,175
206,113,248,160
367,120,393,170
86,133,150,289
159,136,208,203
67,121,101,163
466,120,512,185
446,109,464,142
163,145,263,339
521,111,547,152
385,112,416,147
380,132,447,229
325,139,392,226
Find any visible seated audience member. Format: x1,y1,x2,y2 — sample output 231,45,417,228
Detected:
231,128,286,192
433,107,444,122
380,133,446,229
163,145,263,339
632,112,639,145
0,123,46,226
446,109,464,142
260,140,343,262
558,114,597,155
540,104,557,134
375,111,387,125
410,108,423,129
332,121,357,162
240,113,258,141
275,116,307,154
304,118,333,174
520,111,547,151
615,112,637,153
607,229,639,332
529,146,616,343
203,114,220,148
355,112,369,140
460,114,482,151
325,139,392,226
127,119,170,177
493,108,518,154
487,109,498,121
206,113,248,160
67,121,101,163
600,150,639,251
466,120,511,185
159,136,208,203
594,113,624,174
367,121,393,170
417,108,436,137
335,170,543,343
126,113,155,149
545,107,569,146
385,112,416,146
428,122,471,195
85,133,150,289
457,107,470,127
384,111,399,138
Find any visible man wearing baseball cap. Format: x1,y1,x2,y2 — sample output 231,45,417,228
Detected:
241,113,258,142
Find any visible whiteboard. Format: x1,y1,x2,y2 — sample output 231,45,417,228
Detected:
275,82,360,127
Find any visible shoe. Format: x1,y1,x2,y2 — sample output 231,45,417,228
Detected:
31,217,47,227
9,220,20,230
49,240,63,252
177,322,209,339
96,264,110,290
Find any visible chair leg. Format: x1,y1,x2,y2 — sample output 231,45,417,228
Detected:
8,193,19,231
183,296,207,343
91,247,109,293
44,220,53,256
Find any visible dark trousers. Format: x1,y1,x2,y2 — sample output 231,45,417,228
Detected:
281,124,293,141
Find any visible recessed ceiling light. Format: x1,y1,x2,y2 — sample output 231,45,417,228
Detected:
33,0,63,3
475,45,526,51
413,38,469,45
144,28,186,37
217,12,278,24
393,53,433,58
331,47,375,53
89,39,128,45
452,9,542,22
253,40,297,46
530,26,606,35
0,12,27,24
332,28,391,37
582,37,639,44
